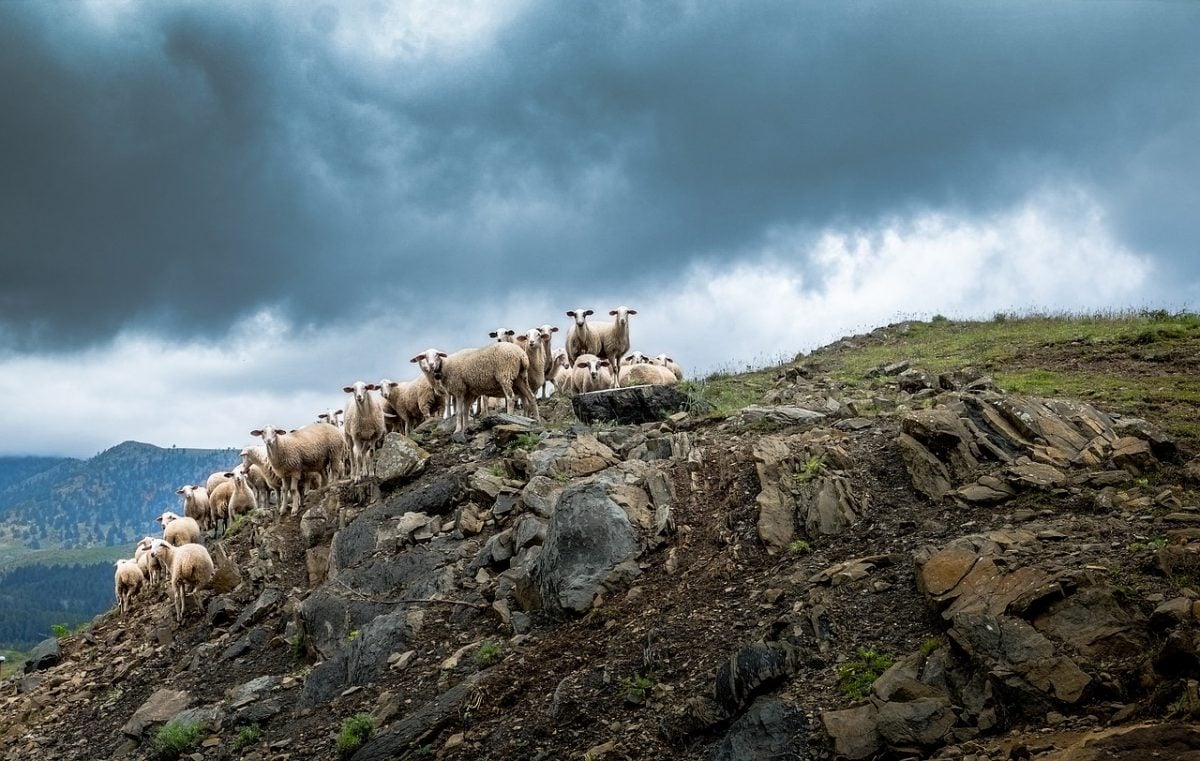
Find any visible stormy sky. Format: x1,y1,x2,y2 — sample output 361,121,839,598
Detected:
1,0,1197,456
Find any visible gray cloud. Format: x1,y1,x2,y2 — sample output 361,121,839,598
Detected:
1,1,1197,351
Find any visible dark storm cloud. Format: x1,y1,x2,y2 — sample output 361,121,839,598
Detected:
2,1,1197,350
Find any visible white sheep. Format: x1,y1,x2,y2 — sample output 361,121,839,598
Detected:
625,351,651,366
654,353,685,381
113,559,144,615
534,324,560,397
549,348,573,395
135,536,165,590
208,469,258,532
380,376,444,435
317,408,344,427
175,484,212,533
149,539,215,624
570,353,616,393
157,510,202,546
521,328,550,402
205,470,232,494
593,306,637,385
342,380,387,480
488,328,517,343
565,308,600,363
619,362,678,386
410,342,539,434
249,423,344,516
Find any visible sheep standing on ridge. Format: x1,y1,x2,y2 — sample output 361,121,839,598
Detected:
565,308,600,363
113,559,144,615
550,348,574,395
150,539,215,624
535,324,559,397
411,342,539,435
380,376,444,435
135,536,165,589
593,306,637,385
522,328,549,401
654,354,684,381
343,381,386,480
157,510,202,546
209,470,257,531
175,485,212,533
249,423,344,516
619,362,678,387
570,353,616,393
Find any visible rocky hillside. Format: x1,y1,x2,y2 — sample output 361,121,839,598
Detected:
3,313,1199,761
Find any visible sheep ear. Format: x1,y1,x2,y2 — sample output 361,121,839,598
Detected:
565,310,575,317
342,386,354,393
336,408,343,415
516,335,529,345
437,352,448,358
551,326,559,332
250,429,263,437
627,309,637,315
175,488,185,495
224,471,235,478
584,309,593,316
409,354,425,363
609,309,618,315
600,360,611,366
488,331,499,338
365,383,377,390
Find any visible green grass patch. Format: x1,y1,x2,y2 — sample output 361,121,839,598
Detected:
337,713,375,758
151,719,202,760
838,648,895,699
232,723,262,751
475,640,501,666
787,539,811,555
0,543,127,571
791,455,824,483
619,673,656,704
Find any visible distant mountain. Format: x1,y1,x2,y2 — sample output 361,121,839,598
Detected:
0,441,240,551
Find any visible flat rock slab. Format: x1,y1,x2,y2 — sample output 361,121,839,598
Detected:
122,688,193,737
572,385,692,425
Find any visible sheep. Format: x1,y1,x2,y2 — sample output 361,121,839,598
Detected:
571,353,616,393
521,328,550,402
113,559,144,615
208,469,257,532
488,328,517,343
135,536,165,590
149,539,215,624
593,306,637,384
411,341,539,434
317,408,344,427
175,484,212,532
205,470,232,494
550,348,574,395
565,308,600,363
249,423,344,516
534,324,560,397
157,510,202,546
380,376,444,435
619,362,678,387
625,351,651,366
247,462,277,507
654,354,685,381
342,380,387,480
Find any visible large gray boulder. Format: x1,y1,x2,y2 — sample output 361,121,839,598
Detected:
572,384,692,425
530,480,643,614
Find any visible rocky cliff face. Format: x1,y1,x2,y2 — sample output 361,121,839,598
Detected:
3,324,1199,761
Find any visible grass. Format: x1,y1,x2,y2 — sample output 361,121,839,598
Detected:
505,432,543,452
920,637,941,656
619,673,656,704
337,713,375,758
151,719,202,760
811,310,1200,447
0,543,128,571
475,640,501,666
1128,537,1169,553
0,648,27,676
50,623,70,639
838,647,895,699
232,723,262,751
791,455,825,484
787,539,811,555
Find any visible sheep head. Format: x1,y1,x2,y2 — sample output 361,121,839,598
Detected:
566,309,594,326
608,306,637,326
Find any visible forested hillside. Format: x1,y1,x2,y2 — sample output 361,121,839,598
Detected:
0,441,239,553
0,562,113,649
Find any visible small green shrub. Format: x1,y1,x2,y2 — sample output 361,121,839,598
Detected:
791,455,824,483
152,719,201,760
337,714,375,758
347,628,360,642
486,463,507,478
1129,537,1168,553
50,623,69,639
510,432,542,451
475,640,501,666
289,632,305,659
930,314,949,324
920,637,941,656
232,723,262,751
620,673,656,704
224,512,249,538
787,539,811,555
838,648,895,699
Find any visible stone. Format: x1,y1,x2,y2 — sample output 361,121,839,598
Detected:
373,433,430,486
897,368,935,393
733,405,827,429
348,675,484,761
306,546,330,586
209,541,243,595
876,697,956,749
206,597,239,628
713,697,808,761
1111,436,1156,475
1005,462,1068,490
898,432,954,501
300,504,335,548
233,587,283,632
121,688,193,737
22,637,61,673
527,435,618,480
1150,596,1194,631
571,384,693,425
520,475,566,518
949,612,1091,706
822,703,881,760
713,642,804,715
530,481,643,614
300,611,416,706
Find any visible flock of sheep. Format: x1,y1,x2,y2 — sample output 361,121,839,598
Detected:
110,306,683,624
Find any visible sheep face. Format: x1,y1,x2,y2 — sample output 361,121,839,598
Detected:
626,351,650,365
149,538,172,559
536,324,558,344
156,511,182,526
343,380,376,405
608,305,638,326
525,328,541,344
250,425,286,446
379,379,400,396
488,328,516,342
410,349,450,384
566,309,594,326
575,355,610,380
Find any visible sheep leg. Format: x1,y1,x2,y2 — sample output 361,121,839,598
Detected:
516,377,540,422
